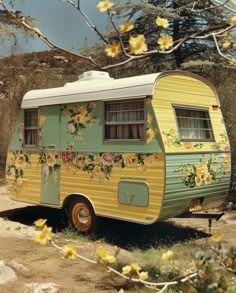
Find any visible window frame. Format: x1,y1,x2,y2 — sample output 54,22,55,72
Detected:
24,108,39,147
103,98,146,142
173,104,215,142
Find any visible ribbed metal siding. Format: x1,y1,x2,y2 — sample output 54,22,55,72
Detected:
159,153,231,220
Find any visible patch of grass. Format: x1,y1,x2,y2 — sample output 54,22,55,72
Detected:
59,226,91,243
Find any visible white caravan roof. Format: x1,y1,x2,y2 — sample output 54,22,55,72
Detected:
21,71,162,109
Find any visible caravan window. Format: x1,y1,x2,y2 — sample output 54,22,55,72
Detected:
174,106,214,141
24,109,39,146
104,99,145,141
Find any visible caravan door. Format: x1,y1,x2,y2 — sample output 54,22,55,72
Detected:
40,105,61,206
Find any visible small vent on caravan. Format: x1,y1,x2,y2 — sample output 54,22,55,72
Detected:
78,71,112,81
64,71,114,87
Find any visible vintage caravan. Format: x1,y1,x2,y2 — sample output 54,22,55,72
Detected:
6,70,231,234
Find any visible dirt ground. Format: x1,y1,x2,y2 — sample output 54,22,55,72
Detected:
1,183,236,293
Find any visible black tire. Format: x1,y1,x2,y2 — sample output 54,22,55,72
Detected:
68,197,97,235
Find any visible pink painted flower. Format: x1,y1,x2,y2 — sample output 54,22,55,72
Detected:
43,165,50,176
102,153,115,166
10,167,16,176
219,144,230,152
61,151,71,164
68,123,76,133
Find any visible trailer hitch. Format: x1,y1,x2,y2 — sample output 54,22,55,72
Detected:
175,211,224,234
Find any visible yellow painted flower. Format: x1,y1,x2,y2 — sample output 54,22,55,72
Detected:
131,263,141,272
204,174,212,185
136,164,146,174
122,265,132,275
146,128,155,143
211,230,224,242
183,142,193,149
97,0,114,12
34,225,52,245
39,115,46,125
89,102,96,109
47,153,56,167
231,0,236,4
143,154,158,166
93,165,101,176
119,21,134,33
129,34,148,55
94,155,102,165
123,153,138,166
155,16,169,28
146,114,152,125
34,218,47,228
157,34,174,50
162,250,174,261
139,271,149,280
195,175,202,187
75,114,83,123
16,177,23,186
230,15,236,25
105,41,121,58
15,154,26,169
223,40,231,49
169,128,177,136
62,244,77,260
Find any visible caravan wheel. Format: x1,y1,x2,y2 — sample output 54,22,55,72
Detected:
68,197,97,235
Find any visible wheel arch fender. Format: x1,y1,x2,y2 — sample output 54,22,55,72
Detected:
63,193,96,214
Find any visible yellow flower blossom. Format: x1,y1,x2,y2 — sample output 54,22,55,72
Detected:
119,21,134,34
34,218,47,228
157,34,174,50
211,230,224,242
96,245,107,259
16,177,23,186
105,255,116,264
230,15,236,25
139,271,149,280
97,0,114,12
223,40,231,49
162,250,174,261
131,263,141,272
105,41,121,58
122,265,132,275
96,245,116,264
34,225,52,245
62,244,77,260
231,0,236,4
155,16,169,28
129,34,148,55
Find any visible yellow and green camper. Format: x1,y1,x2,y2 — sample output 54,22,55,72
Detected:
6,70,231,234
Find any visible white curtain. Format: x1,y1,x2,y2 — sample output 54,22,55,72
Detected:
105,100,144,140
176,108,213,140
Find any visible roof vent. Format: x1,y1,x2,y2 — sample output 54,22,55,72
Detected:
78,71,113,81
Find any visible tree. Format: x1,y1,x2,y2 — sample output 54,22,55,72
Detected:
0,0,235,70
0,0,35,54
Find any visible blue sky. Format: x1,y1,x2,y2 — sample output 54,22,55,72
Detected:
2,0,112,56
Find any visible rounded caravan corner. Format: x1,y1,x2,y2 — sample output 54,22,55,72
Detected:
155,70,221,104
